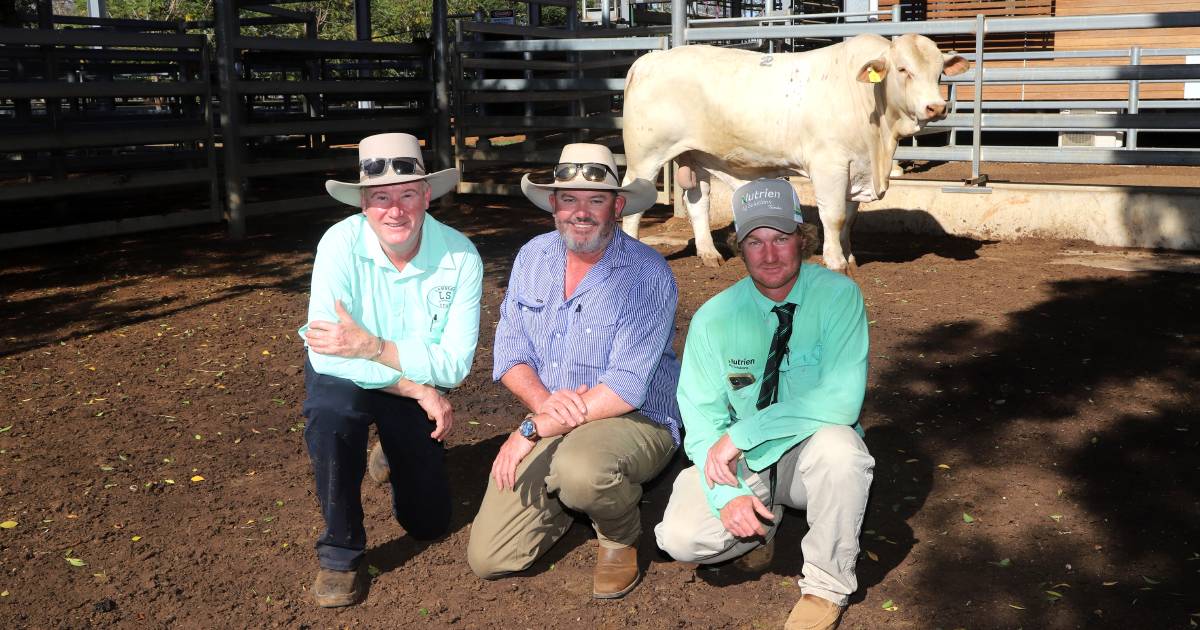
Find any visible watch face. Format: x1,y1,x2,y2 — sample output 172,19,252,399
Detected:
520,419,536,438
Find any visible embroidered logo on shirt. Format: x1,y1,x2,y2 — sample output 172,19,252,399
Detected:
428,285,455,309
728,357,756,369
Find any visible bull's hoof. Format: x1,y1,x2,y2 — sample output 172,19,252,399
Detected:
698,251,724,267
824,259,850,274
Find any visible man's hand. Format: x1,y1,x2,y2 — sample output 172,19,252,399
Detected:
537,384,589,428
704,433,742,489
719,494,775,539
415,387,453,441
490,431,537,491
304,300,378,359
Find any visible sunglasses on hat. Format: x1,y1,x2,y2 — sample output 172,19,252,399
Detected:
360,157,425,178
553,162,619,184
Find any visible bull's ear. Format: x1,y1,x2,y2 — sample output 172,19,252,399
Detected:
857,58,888,83
942,53,970,76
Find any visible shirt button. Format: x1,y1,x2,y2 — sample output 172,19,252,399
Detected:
551,362,558,368
585,328,592,334
555,333,561,338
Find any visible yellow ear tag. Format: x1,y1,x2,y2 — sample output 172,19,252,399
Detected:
867,68,882,83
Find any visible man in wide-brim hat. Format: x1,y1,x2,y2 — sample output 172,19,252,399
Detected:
298,132,483,607
467,143,682,600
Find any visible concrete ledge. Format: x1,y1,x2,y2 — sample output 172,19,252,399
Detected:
691,179,1200,251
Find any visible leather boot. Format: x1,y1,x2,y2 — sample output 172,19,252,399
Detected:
312,568,363,608
784,594,845,630
592,544,640,599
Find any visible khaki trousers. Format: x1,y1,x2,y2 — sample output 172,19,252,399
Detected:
654,425,874,606
467,413,676,578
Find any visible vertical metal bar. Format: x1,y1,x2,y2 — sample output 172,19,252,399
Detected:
215,0,245,239
452,20,465,188
355,0,371,40
601,0,611,28
432,0,451,171
1127,45,1140,150
892,2,901,23
970,13,985,182
201,39,221,221
671,0,686,46
948,82,958,146
568,3,583,143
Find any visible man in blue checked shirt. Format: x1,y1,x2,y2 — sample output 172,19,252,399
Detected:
297,133,482,608
466,144,681,599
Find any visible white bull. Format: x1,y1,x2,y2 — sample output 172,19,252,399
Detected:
620,34,969,271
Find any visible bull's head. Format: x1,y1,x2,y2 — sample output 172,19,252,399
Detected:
856,34,970,135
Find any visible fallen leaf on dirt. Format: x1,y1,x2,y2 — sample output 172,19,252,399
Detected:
866,550,879,562
962,512,975,524
262,350,271,356
937,464,950,469
194,434,202,440
989,558,1012,568
0,590,7,596
1009,603,1025,610
275,500,284,507
164,479,175,485
131,535,142,542
99,465,114,472
190,475,205,482
1049,514,1063,522
0,520,16,529
904,458,918,463
66,557,86,567
367,565,381,577
1142,576,1159,585
1045,590,1064,600
468,421,480,425
0,425,12,433
880,599,898,611
1102,581,1118,586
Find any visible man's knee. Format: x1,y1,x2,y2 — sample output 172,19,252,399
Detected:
548,447,620,510
802,426,875,480
654,519,706,563
466,530,510,580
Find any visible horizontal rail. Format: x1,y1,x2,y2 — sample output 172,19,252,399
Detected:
895,145,1200,166
234,80,433,95
239,116,432,137
949,64,1200,84
952,100,1200,111
463,77,625,91
930,112,1200,130
233,36,428,56
685,11,1200,42
457,36,667,53
0,26,205,48
460,115,622,130
462,90,616,103
0,209,219,252
0,81,207,99
0,168,212,202
0,124,209,152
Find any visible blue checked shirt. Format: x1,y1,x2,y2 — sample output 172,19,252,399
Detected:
492,230,682,444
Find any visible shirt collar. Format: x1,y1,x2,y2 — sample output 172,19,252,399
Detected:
353,213,455,275
748,262,810,317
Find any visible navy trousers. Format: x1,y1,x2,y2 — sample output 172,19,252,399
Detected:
302,360,451,571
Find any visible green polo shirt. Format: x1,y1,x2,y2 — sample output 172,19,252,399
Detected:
677,262,869,515
298,212,483,390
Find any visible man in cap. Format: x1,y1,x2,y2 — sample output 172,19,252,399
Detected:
298,132,483,607
654,179,873,630
466,143,680,599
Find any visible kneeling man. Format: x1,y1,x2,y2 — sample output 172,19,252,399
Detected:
467,144,680,599
655,179,874,630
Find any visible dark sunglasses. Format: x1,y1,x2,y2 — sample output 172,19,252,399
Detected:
360,157,425,178
553,162,619,183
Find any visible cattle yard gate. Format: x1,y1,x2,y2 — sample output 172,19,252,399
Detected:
2,1,1199,248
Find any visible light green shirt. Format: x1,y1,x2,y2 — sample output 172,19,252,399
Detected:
298,212,483,390
677,262,869,515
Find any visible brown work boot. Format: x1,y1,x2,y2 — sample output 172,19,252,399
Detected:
367,442,389,484
592,544,640,599
312,568,363,608
784,594,845,630
733,537,775,573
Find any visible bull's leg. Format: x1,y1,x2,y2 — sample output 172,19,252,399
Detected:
621,211,645,240
812,168,853,273
843,200,860,270
684,176,722,267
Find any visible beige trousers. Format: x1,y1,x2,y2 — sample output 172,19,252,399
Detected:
654,425,874,606
467,413,676,578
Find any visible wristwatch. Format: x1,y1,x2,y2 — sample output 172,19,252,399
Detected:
518,413,540,442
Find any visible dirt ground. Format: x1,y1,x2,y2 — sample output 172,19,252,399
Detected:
0,196,1196,629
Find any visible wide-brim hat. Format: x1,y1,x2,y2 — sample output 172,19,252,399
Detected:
326,133,459,207
520,143,657,217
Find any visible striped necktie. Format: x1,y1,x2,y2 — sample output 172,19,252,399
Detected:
757,303,796,411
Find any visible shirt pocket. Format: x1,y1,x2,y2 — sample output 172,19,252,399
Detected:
780,343,822,390
572,313,618,370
